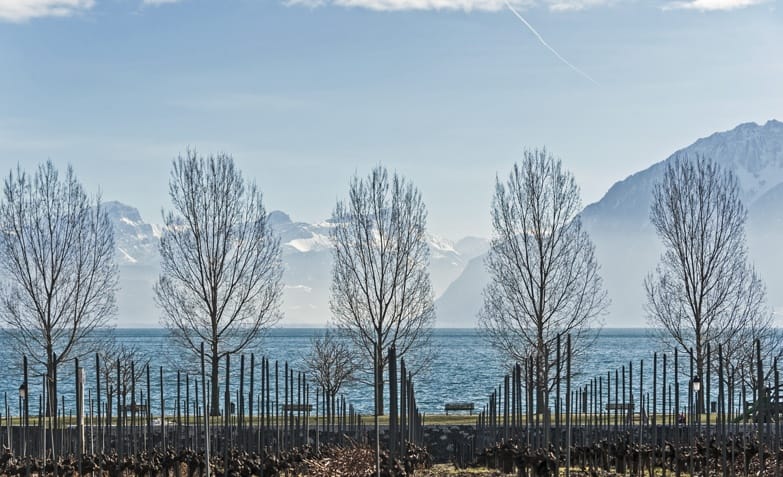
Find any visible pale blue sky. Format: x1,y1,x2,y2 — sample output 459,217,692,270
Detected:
0,0,780,239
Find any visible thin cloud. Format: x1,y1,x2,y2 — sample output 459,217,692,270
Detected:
286,0,767,11
285,0,622,11
142,0,182,5
285,0,520,11
664,0,766,9
547,0,614,11
0,0,94,21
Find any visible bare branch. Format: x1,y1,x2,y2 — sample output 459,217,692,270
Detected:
305,329,359,398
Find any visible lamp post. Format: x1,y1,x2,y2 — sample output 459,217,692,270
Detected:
692,374,701,429
18,383,26,456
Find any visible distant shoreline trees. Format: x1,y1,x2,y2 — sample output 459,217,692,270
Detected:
0,161,118,417
155,151,283,416
479,149,608,413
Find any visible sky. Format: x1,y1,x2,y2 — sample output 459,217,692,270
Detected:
0,0,780,240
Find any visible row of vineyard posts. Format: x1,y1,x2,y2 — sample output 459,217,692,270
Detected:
474,334,783,477
1,344,367,465
0,342,428,477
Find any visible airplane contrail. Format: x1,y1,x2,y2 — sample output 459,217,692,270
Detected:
502,0,599,86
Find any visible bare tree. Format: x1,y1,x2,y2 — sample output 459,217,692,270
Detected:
645,154,773,409
479,149,608,412
98,340,151,419
155,151,283,415
330,165,435,415
305,329,358,428
721,301,780,391
0,161,118,416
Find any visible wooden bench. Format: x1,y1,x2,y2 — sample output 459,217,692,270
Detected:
606,403,633,412
122,404,148,414
445,402,474,415
282,404,313,412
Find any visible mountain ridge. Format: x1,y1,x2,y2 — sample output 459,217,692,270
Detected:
104,203,488,326
105,119,783,327
437,119,783,327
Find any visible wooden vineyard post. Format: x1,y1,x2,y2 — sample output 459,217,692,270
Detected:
400,358,407,452
653,353,657,446
76,358,84,477
239,354,245,448
249,353,254,450
503,373,509,442
565,334,571,477
200,343,210,477
388,345,398,459
160,366,165,450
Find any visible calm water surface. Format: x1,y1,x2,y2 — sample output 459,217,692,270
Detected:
0,328,669,416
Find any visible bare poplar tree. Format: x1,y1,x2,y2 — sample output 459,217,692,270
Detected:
305,330,358,426
0,161,118,416
330,165,434,415
479,149,608,412
645,154,773,408
155,151,283,415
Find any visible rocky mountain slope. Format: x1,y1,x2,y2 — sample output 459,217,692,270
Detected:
581,119,783,327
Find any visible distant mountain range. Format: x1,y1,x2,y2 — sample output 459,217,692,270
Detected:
105,202,489,326
106,119,783,328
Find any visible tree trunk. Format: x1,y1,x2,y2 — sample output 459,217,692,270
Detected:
47,349,57,422
696,331,704,414
376,353,385,416
697,358,705,415
210,350,221,416
536,341,547,414
326,390,331,433
331,392,336,433
106,388,113,428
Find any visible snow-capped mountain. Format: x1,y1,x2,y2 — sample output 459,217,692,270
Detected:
106,205,483,326
104,201,160,265
581,119,783,230
435,120,783,328
104,202,161,327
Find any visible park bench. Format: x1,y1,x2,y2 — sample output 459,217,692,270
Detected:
736,398,783,423
445,402,474,415
605,403,633,412
122,403,148,414
282,404,313,412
